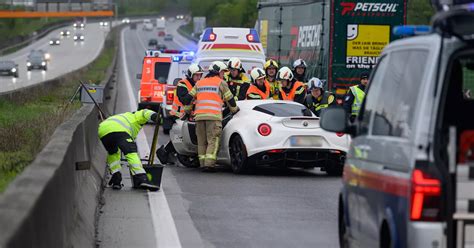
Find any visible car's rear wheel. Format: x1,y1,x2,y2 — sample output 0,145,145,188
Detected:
229,135,248,174
176,154,199,168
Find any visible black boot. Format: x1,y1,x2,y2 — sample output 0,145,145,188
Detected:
133,173,160,191
108,172,123,190
156,145,169,164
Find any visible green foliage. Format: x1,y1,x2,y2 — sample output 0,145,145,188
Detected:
190,0,258,28
407,0,435,25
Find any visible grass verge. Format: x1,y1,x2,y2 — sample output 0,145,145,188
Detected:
0,28,117,193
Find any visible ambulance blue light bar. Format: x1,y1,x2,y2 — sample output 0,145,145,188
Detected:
393,25,432,36
172,56,183,62
202,28,217,42
247,29,260,43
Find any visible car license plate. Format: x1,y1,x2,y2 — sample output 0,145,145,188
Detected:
290,136,322,147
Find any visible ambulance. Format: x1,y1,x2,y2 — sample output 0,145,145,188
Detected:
195,27,266,74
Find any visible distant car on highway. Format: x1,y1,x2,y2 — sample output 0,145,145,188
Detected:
171,100,350,173
0,61,19,78
73,21,85,29
99,21,109,27
164,34,173,41
156,43,167,51
27,53,47,71
28,49,50,62
143,19,153,31
73,33,85,41
49,38,60,46
122,18,130,24
158,30,166,37
176,15,184,20
148,38,158,47
130,23,137,30
60,30,70,36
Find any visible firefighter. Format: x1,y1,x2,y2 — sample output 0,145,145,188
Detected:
264,59,280,99
246,67,271,100
98,109,160,191
292,59,308,86
224,57,251,100
343,71,369,122
189,61,239,172
156,64,204,165
276,66,306,104
304,77,335,116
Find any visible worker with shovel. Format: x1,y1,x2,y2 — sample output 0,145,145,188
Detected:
98,109,160,191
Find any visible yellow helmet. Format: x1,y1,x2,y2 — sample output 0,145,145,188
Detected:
264,59,279,70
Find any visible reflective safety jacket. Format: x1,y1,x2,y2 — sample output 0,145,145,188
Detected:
170,78,193,118
246,81,271,100
278,81,305,102
266,77,280,100
189,76,235,121
98,109,155,139
349,85,366,116
305,92,335,117
225,73,250,101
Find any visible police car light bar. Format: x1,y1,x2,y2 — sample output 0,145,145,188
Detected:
393,25,432,36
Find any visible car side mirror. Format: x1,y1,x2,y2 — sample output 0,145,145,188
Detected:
136,74,142,79
320,107,355,135
173,78,181,86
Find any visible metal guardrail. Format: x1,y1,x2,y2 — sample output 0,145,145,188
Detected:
0,24,121,248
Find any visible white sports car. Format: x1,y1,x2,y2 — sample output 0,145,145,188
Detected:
170,100,350,175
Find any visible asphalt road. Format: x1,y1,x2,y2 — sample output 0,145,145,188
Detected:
97,20,341,248
0,22,112,94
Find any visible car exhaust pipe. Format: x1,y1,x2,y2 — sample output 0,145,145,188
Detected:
262,155,270,161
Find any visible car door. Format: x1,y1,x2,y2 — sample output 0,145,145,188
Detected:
357,50,430,247
344,55,389,245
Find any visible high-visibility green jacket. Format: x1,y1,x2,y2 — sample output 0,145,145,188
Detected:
350,85,366,116
98,109,155,139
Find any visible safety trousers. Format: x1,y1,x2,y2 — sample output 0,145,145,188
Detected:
99,132,146,175
195,120,222,168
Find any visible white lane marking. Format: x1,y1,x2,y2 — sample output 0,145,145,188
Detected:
135,28,148,52
120,26,182,248
120,27,138,110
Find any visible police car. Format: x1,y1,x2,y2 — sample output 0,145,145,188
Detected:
320,1,474,247
195,27,265,74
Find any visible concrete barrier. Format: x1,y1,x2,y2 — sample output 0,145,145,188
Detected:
0,25,121,248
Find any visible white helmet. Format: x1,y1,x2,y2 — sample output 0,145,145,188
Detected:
186,63,204,78
292,59,307,69
227,57,243,71
308,77,324,90
250,68,266,82
208,61,228,73
276,66,294,81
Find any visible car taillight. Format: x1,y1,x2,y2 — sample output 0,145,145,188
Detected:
166,90,174,104
336,132,344,137
410,168,442,221
258,123,271,136
268,149,283,153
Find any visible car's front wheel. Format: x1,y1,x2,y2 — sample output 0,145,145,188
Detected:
229,135,249,174
176,154,200,168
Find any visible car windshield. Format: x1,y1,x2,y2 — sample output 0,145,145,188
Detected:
0,61,14,68
154,62,171,82
30,55,43,63
253,103,308,117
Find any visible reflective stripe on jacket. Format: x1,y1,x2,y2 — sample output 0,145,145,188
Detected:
246,81,271,100
266,78,280,100
279,81,304,101
225,73,250,100
194,77,225,119
350,85,366,116
98,109,155,139
170,79,193,118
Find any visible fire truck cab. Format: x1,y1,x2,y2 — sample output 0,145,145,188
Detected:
137,50,172,112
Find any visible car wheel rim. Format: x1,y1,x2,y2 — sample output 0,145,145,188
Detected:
230,138,244,170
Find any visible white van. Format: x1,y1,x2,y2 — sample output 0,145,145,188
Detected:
143,19,153,31
195,27,265,74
